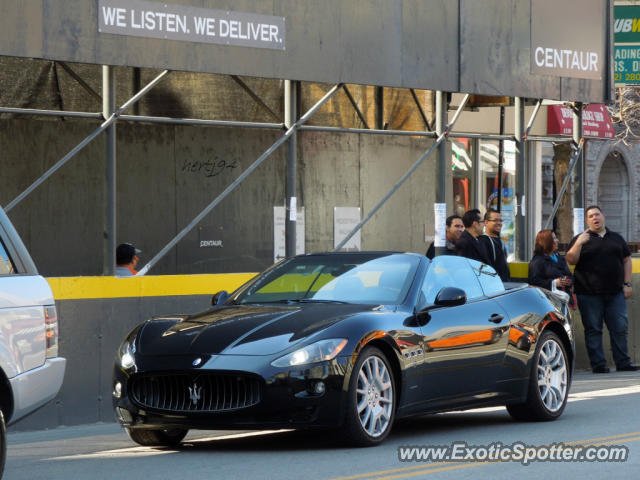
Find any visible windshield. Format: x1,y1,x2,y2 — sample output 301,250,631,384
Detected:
231,253,420,305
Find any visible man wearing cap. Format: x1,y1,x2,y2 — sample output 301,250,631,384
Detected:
115,243,141,277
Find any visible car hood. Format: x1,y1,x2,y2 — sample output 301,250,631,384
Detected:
136,303,377,356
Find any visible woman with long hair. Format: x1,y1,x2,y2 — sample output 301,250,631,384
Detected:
528,230,572,292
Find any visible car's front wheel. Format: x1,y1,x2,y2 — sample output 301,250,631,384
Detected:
125,427,188,447
343,346,396,447
507,330,569,421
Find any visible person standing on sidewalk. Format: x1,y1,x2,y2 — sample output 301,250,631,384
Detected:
566,205,638,373
479,209,511,282
426,215,464,259
115,243,141,277
455,209,491,265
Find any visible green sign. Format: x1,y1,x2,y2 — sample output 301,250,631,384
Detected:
614,45,640,85
615,5,640,43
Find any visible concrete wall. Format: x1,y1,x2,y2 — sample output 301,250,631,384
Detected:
0,118,440,277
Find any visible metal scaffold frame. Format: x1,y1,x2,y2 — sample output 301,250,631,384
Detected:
0,62,584,274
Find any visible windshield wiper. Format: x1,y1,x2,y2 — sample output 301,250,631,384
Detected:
298,299,348,304
238,298,348,305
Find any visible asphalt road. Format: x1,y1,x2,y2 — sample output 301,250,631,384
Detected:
6,370,640,480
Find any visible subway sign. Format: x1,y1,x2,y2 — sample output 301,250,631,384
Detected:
614,5,640,86
614,5,640,44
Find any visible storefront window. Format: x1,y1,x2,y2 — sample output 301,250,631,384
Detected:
479,140,516,261
450,138,518,261
451,138,472,218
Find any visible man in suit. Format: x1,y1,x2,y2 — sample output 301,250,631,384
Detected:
455,209,491,264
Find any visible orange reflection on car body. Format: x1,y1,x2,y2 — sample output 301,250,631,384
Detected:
426,329,495,350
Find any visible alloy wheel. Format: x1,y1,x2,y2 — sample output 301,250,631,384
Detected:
536,338,567,412
355,355,394,437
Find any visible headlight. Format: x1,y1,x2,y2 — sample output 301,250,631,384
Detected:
119,341,136,370
271,339,348,367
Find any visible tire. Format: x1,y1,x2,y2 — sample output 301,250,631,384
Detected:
0,409,6,478
343,346,396,447
125,427,188,447
507,330,569,421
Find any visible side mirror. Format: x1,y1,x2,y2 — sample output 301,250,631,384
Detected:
434,287,466,307
211,290,229,306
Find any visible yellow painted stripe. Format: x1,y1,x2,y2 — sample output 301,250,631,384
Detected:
45,257,640,300
509,257,640,277
46,273,257,300
508,262,529,278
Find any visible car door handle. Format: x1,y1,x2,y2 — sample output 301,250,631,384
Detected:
488,313,504,324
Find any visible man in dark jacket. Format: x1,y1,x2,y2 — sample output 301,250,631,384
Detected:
455,209,491,264
479,209,510,281
426,215,464,259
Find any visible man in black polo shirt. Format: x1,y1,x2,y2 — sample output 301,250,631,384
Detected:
566,205,638,373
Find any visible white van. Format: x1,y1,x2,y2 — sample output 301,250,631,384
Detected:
0,206,66,477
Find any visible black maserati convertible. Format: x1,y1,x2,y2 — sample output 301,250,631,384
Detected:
113,252,574,447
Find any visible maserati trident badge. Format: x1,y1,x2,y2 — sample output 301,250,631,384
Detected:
188,382,202,405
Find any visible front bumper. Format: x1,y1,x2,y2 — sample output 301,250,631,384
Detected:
113,354,352,431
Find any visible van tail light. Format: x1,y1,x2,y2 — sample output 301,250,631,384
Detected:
44,305,59,358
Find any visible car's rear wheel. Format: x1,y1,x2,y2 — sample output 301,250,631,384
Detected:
507,330,569,421
343,346,396,447
125,427,188,447
0,409,6,478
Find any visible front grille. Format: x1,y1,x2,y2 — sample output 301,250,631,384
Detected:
130,373,262,412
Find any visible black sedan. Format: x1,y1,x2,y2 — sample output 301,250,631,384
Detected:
113,252,574,447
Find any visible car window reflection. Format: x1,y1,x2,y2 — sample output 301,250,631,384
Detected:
419,256,484,307
233,253,420,305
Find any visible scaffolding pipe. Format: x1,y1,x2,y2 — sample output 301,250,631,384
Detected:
333,94,470,252
298,125,436,137
119,114,283,129
375,87,384,129
526,135,570,143
4,70,170,212
231,75,281,122
58,62,102,102
433,90,449,256
0,107,102,118
103,66,116,276
137,83,342,276
284,80,298,258
448,132,514,140
573,103,584,209
544,139,584,230
497,106,505,211
410,88,431,131
514,97,526,260
342,85,370,129
524,99,543,138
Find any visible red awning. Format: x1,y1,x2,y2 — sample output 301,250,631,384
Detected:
547,104,614,139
